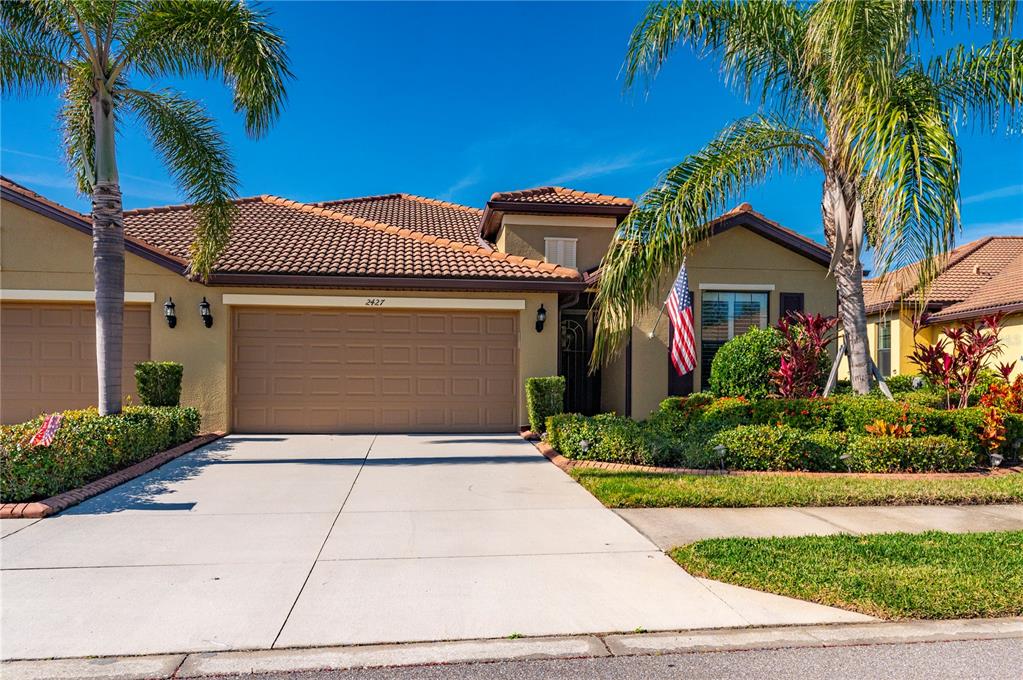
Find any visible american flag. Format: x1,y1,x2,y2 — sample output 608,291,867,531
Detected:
29,413,62,448
666,263,697,376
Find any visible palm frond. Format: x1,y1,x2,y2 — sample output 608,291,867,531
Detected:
912,0,1018,39
624,0,811,114
592,116,825,365
60,61,97,193
120,0,291,137
929,38,1023,132
849,68,959,306
0,26,71,94
123,88,238,280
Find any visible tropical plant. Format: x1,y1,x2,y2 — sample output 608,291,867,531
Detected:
771,311,838,398
592,0,1022,396
909,312,1007,409
1,0,291,414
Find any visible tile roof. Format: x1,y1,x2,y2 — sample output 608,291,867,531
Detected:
489,186,634,207
122,195,579,283
926,247,1023,322
713,202,831,265
314,193,483,244
1,175,89,222
865,236,1023,318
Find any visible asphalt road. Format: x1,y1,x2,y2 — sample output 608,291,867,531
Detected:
221,638,1023,680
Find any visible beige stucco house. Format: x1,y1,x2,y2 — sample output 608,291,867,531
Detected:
1,177,836,432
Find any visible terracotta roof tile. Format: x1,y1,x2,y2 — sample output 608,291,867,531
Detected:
865,237,1023,314
489,186,634,207
1,175,89,222
122,196,579,282
926,248,1023,321
314,193,483,244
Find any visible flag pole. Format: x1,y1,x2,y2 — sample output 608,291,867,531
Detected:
648,257,685,338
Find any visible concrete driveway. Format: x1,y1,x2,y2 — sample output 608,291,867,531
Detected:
0,434,867,660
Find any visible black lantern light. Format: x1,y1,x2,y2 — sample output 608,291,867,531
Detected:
199,297,213,328
535,304,547,333
163,297,177,328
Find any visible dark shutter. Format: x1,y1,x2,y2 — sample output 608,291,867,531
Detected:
779,292,805,320
667,290,695,396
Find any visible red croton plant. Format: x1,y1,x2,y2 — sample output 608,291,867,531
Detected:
770,312,839,398
909,312,1007,409
978,363,1023,455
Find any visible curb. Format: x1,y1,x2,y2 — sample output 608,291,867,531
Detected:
2,618,1021,679
0,432,225,519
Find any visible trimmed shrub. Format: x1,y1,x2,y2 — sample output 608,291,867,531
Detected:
526,376,565,434
545,412,662,466
749,398,841,431
710,425,845,471
709,327,782,399
0,406,201,503
134,361,184,407
845,434,974,473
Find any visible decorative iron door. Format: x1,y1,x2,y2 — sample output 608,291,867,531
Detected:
559,312,599,414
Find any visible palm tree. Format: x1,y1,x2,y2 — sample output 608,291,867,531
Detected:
593,0,1021,394
1,0,291,414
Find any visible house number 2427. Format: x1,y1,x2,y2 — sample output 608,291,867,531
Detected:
364,298,386,306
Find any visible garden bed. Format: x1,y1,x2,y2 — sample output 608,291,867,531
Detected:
671,531,1023,619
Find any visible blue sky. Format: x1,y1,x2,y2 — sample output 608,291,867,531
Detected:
2,1,1022,250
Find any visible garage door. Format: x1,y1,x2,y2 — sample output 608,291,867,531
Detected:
1,303,151,424
232,308,519,433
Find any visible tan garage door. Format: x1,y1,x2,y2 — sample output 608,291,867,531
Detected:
1,303,151,424
232,307,519,433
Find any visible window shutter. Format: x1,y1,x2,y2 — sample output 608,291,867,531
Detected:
779,292,804,320
544,238,577,269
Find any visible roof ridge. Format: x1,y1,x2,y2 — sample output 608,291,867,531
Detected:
257,195,580,280
399,193,483,215
124,195,265,215
314,193,406,206
489,185,633,206
550,186,634,206
1,175,91,222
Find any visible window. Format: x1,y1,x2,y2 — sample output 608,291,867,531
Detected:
544,237,577,269
700,290,769,389
779,292,804,319
877,319,892,377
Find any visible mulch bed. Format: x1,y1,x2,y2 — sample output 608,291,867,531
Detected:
520,430,1023,480
0,432,225,519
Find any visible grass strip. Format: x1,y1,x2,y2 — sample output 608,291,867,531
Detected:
570,468,1023,508
671,531,1023,619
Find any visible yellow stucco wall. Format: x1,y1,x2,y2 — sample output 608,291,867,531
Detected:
1,200,559,431
627,225,837,419
496,213,617,272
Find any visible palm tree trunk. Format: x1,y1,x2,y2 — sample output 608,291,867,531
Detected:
822,174,872,394
91,84,124,415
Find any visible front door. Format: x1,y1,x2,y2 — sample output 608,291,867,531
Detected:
558,297,600,415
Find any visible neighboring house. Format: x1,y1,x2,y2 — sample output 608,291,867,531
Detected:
1,177,835,431
856,236,1023,379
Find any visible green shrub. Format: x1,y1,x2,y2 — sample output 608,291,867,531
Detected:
710,425,845,471
134,361,184,407
882,374,921,393
0,405,201,503
845,434,974,473
545,412,662,466
709,327,782,399
649,393,716,435
526,376,565,433
749,398,841,431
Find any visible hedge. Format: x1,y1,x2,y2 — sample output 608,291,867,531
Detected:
0,406,201,503
526,376,565,434
710,425,845,472
846,435,974,473
134,361,184,407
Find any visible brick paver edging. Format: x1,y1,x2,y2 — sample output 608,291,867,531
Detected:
0,432,225,519
520,430,1022,480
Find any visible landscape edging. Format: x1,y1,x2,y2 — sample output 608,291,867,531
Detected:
0,432,225,519
520,430,1022,480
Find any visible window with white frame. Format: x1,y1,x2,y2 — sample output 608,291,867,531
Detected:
544,237,577,269
700,290,769,389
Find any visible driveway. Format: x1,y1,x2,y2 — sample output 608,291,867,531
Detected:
0,434,867,660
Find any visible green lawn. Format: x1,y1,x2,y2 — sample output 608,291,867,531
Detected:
672,531,1023,619
570,468,1023,508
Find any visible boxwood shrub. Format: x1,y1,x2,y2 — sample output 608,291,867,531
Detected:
134,361,184,407
0,406,201,503
525,376,565,433
845,435,973,473
709,327,782,399
710,425,846,472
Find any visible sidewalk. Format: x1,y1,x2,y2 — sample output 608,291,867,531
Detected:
615,504,1023,549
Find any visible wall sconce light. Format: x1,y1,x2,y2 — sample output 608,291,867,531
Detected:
535,304,547,333
199,297,213,328
163,297,177,328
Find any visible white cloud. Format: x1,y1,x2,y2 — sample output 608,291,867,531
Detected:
958,218,1023,242
438,167,483,201
962,184,1023,205
544,152,675,186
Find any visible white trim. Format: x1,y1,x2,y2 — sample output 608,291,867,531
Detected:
0,289,155,303
221,293,527,311
698,283,776,291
